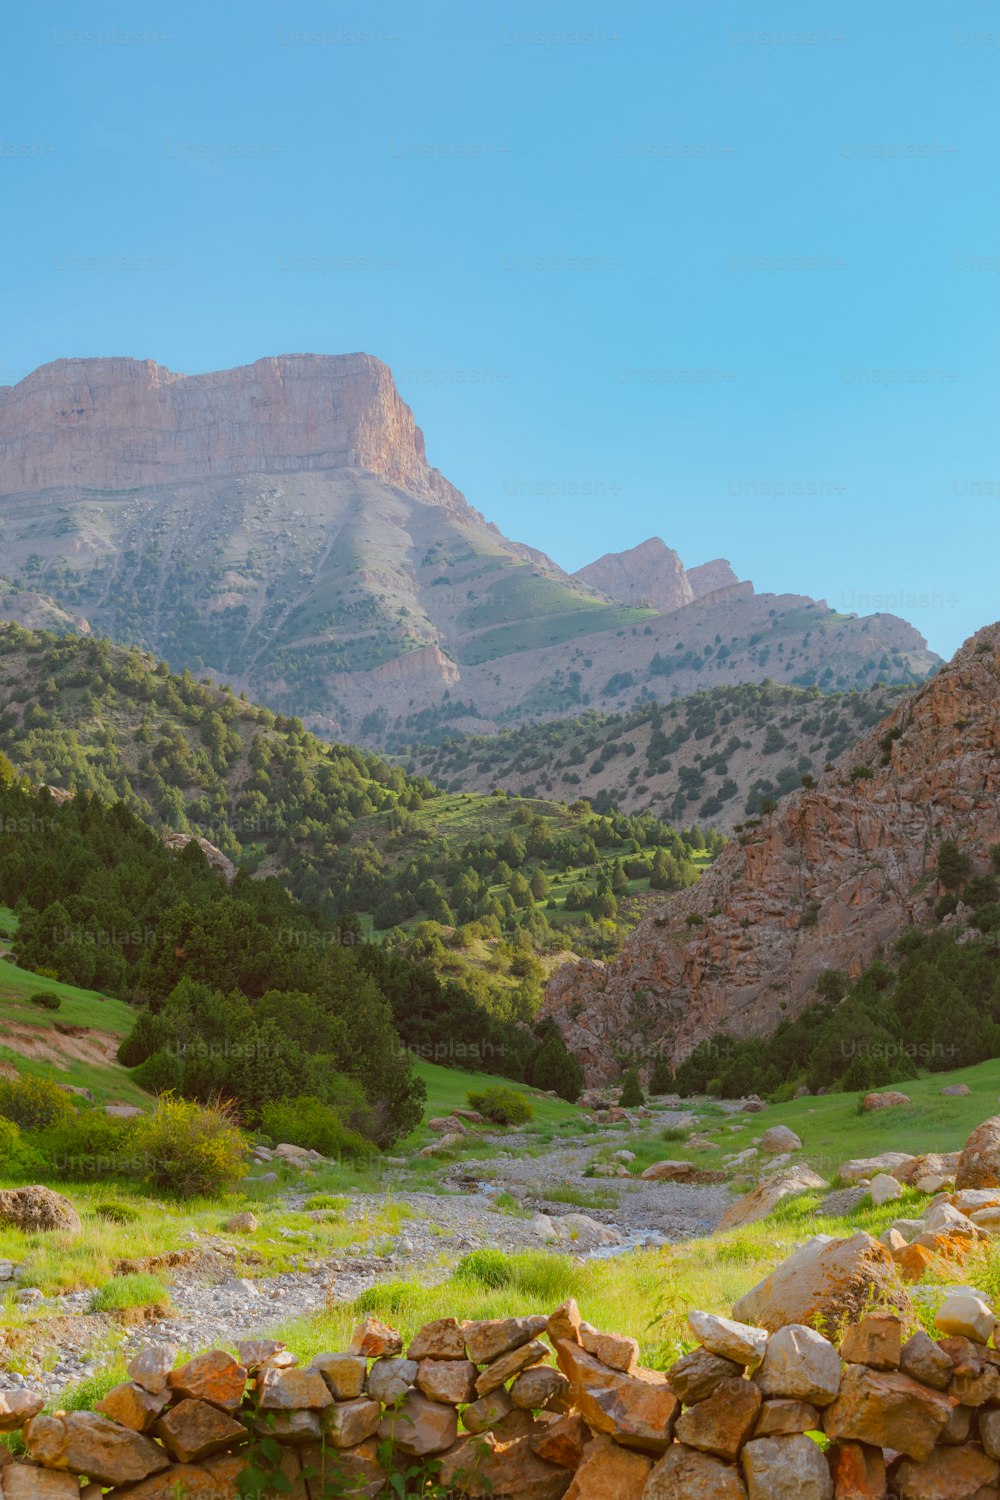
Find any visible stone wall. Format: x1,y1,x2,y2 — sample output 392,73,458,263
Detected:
4,1271,1000,1499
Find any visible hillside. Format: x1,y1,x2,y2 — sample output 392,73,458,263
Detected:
401,680,912,831
544,622,1000,1084
0,355,938,745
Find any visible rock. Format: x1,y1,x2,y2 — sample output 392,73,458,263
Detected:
824,1440,886,1498
969,1206,1000,1229
94,1382,169,1432
418,1132,464,1157
754,1399,820,1436
350,1316,403,1358
128,1344,178,1394
462,1387,514,1434
666,1347,744,1404
476,1340,550,1397
579,1324,638,1373
408,1316,468,1360
252,1409,321,1444
162,833,237,883
416,1358,478,1405
718,1168,828,1230
531,1412,590,1468
956,1116,1000,1190
321,1396,381,1448
899,1330,954,1390
439,1418,571,1500
939,1403,972,1444
892,1242,939,1282
756,1325,842,1406
562,1434,651,1499
674,1375,761,1460
428,1115,466,1133
760,1126,802,1153
818,1187,870,1218
979,1407,1000,1460
741,1434,833,1499
915,1174,954,1195
742,1097,767,1113
308,1352,367,1399
686,1311,768,1368
465,1315,549,1364
556,1340,678,1453
235,1339,283,1371
3,1469,82,1500
822,1365,952,1461
886,1217,926,1244
942,1083,972,1096
923,1201,984,1238
0,1391,44,1431
880,1227,908,1255
452,1108,483,1122
299,1439,382,1498
154,1399,246,1463
168,1351,247,1412
256,1367,332,1410
838,1153,914,1184
0,1186,80,1233
641,1160,699,1182
529,1213,561,1242
221,1212,257,1233
934,1291,996,1343
510,1366,570,1411
733,1232,911,1336
894,1444,1000,1498
547,1299,583,1346
555,1214,622,1248
895,1152,961,1186
24,1412,171,1487
838,1315,901,1370
868,1173,902,1206
860,1091,910,1112
644,1444,748,1498
367,1357,418,1405
378,1391,457,1456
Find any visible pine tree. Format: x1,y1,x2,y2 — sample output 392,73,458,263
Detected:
618,1068,644,1107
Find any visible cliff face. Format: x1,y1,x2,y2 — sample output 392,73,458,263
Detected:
0,354,466,509
543,625,1000,1084
573,538,747,613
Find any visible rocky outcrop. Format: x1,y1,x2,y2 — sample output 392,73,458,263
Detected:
687,558,740,598
544,624,1000,1083
161,834,236,885
0,354,466,508
572,538,751,616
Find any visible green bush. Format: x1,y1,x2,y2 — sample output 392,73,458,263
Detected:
456,1248,582,1303
618,1069,644,1108
28,990,61,1011
92,1200,141,1225
259,1097,374,1161
89,1273,169,1314
303,1193,347,1212
40,1110,137,1181
455,1248,513,1290
132,1095,248,1198
0,1075,75,1131
466,1086,534,1126
353,1280,420,1317
0,1116,21,1166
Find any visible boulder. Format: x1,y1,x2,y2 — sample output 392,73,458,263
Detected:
686,1310,768,1368
251,1409,321,1444
438,1419,571,1500
942,1083,972,1096
760,1126,802,1153
221,1212,257,1233
408,1317,468,1360
894,1444,1000,1498
825,1441,886,1498
476,1340,550,1397
756,1325,842,1406
0,1391,44,1432
579,1325,638,1373
3,1470,86,1500
24,1412,171,1487
154,1399,246,1463
562,1433,650,1500
308,1352,367,1400
733,1232,911,1336
754,1399,820,1436
894,1152,961,1186
934,1291,996,1343
367,1357,417,1405
822,1366,952,1461
666,1348,744,1404
416,1358,477,1405
838,1152,913,1184
462,1388,514,1434
860,1092,910,1112
510,1366,571,1411
418,1131,464,1157
94,1382,169,1432
350,1317,402,1358
299,1439,383,1499
674,1375,761,1460
979,1407,1000,1461
427,1116,466,1134
0,1186,80,1233
378,1391,457,1457
466,1315,548,1364
868,1173,902,1206
555,1339,678,1452
321,1397,381,1449
838,1314,901,1371
641,1160,699,1182
899,1330,954,1390
257,1367,332,1411
547,1299,583,1347
531,1412,590,1469
741,1434,833,1499
168,1351,247,1412
817,1187,870,1218
644,1444,748,1498
128,1344,178,1395
718,1168,829,1231
957,1116,1000,1190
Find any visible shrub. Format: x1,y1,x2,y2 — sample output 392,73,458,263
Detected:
40,1110,137,1181
455,1248,514,1290
660,1126,688,1143
132,1095,248,1198
89,1273,169,1314
0,1116,21,1166
260,1097,373,1161
456,1248,582,1302
303,1193,347,1212
618,1069,644,1108
92,1200,141,1225
466,1086,534,1126
648,1055,673,1094
529,1034,584,1102
28,990,61,1011
0,1075,75,1131
353,1280,420,1318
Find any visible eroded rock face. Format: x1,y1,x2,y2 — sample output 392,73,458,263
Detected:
543,626,1000,1083
955,1115,1000,1190
573,538,696,613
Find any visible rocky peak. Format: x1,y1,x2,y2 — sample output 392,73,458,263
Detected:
572,538,749,614
0,353,469,510
544,625,1000,1085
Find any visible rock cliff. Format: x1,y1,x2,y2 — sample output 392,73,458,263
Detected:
572,537,748,614
544,624,1000,1084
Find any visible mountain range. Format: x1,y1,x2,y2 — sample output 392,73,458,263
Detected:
0,354,939,746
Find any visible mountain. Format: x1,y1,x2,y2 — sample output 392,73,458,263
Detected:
0,355,939,744
572,537,742,613
543,623,1000,1084
401,680,913,832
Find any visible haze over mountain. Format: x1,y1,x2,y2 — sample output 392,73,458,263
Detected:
0,354,939,745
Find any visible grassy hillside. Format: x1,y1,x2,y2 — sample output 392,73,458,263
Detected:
401,680,911,830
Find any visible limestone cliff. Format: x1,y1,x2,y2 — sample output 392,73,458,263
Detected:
544,625,1000,1084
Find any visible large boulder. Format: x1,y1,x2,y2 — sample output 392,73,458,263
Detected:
732,1233,911,1336
822,1366,951,1461
759,1126,802,1154
755,1325,841,1406
859,1092,910,1112
718,1168,828,1231
24,1412,170,1487
0,1186,80,1233
555,1340,678,1453
741,1434,833,1499
894,1152,961,1186
956,1116,1000,1190
644,1445,748,1498
838,1153,913,1184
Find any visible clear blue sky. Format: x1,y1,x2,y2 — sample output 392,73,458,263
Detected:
4,1,996,658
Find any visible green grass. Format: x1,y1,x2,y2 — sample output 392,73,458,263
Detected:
88,1271,169,1314
405,1059,579,1147
459,604,656,665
